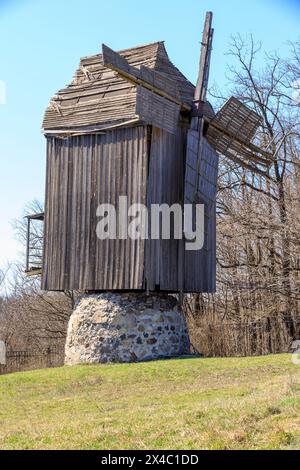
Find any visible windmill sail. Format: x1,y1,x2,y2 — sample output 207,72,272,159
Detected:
184,11,217,207
194,12,214,106
206,97,273,170
183,11,218,293
184,131,218,206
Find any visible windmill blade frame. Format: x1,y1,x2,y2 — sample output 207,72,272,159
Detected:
206,97,274,170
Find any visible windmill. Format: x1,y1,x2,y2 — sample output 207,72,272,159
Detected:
23,9,278,364
27,10,273,294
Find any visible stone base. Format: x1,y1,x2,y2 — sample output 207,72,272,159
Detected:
65,292,190,365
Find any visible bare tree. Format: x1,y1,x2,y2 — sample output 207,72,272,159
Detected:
0,201,75,353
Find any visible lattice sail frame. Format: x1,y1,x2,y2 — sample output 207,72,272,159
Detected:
206,97,273,169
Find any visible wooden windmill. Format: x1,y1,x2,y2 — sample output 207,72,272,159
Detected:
26,11,272,295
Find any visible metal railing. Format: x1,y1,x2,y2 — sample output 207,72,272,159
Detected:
0,346,65,375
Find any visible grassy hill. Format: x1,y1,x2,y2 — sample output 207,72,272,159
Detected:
0,355,299,450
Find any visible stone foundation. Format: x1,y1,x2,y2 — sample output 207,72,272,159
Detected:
65,292,190,365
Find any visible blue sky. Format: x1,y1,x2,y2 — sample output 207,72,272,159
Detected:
0,0,299,268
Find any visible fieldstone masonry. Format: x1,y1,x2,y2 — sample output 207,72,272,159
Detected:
65,292,190,364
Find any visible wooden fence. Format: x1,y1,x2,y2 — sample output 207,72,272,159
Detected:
0,346,65,375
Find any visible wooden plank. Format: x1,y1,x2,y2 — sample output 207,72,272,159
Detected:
194,11,213,104
206,96,274,170
210,97,264,143
136,86,180,135
183,132,218,293
26,269,42,277
207,122,273,164
145,127,186,292
102,44,189,111
216,150,272,178
43,91,138,130
184,129,200,204
42,127,148,291
197,138,219,204
102,44,179,98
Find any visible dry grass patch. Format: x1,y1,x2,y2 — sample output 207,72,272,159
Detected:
0,355,299,449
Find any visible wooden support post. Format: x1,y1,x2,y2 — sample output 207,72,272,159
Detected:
26,217,30,273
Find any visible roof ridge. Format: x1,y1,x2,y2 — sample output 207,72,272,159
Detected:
80,41,165,62
153,42,195,90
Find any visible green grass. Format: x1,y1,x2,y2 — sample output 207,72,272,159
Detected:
0,355,299,450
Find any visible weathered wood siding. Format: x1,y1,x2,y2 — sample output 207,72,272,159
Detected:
184,136,219,293
136,87,180,135
145,127,186,292
146,128,218,293
42,126,148,291
42,125,218,293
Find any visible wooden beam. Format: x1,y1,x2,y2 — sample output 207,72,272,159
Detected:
224,152,273,179
102,44,190,112
194,11,213,104
43,118,141,137
209,121,273,163
25,268,42,277
26,217,30,273
202,28,214,102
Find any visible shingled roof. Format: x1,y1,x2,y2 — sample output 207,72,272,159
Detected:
42,42,195,134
